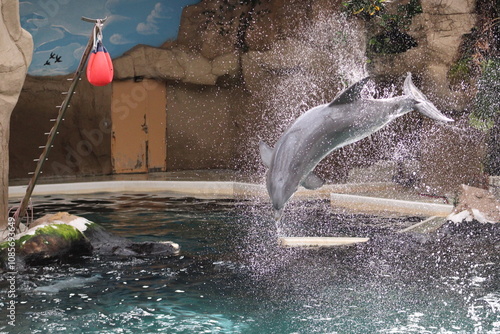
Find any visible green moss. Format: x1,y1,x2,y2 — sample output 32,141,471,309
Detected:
0,223,85,251
35,224,83,241
449,58,473,84
470,58,500,130
469,112,494,131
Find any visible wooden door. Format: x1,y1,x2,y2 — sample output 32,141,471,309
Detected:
111,79,166,174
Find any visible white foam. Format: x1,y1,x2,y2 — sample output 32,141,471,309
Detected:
34,275,101,293
448,209,496,224
65,217,93,232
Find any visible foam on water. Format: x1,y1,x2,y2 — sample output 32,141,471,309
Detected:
34,275,102,294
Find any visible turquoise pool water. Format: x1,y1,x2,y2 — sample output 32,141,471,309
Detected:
2,193,499,333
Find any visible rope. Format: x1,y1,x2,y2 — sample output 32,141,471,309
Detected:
92,19,104,50
9,199,33,232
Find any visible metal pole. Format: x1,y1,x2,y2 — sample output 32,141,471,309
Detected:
13,17,107,231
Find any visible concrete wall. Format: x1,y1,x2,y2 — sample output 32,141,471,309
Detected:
165,83,244,170
10,74,112,179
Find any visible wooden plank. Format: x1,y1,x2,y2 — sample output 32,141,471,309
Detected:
398,216,447,234
278,237,369,248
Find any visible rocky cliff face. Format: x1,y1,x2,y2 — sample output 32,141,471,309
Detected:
369,0,477,110
1,0,32,226
370,0,485,194
10,0,484,194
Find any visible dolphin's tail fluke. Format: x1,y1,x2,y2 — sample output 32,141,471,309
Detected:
403,73,454,122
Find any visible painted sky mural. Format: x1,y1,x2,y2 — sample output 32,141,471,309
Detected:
20,0,201,76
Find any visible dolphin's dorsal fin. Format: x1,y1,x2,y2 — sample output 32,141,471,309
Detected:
259,141,273,168
328,77,370,107
301,172,325,190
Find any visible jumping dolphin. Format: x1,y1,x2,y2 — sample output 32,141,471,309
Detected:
260,72,453,220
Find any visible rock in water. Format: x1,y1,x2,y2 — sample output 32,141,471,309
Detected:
1,213,93,268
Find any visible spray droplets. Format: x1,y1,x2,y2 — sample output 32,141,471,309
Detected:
254,13,368,145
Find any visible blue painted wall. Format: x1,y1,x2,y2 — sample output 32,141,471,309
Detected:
20,0,201,76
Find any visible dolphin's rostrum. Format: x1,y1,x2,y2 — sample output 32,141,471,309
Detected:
260,72,453,220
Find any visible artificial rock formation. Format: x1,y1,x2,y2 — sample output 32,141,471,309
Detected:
370,0,477,110
114,45,240,86
0,0,33,228
10,0,484,196
448,184,500,223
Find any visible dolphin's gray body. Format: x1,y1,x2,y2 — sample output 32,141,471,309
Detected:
260,73,453,219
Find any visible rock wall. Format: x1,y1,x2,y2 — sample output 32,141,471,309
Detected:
370,0,477,110
368,0,484,193
1,0,32,227
9,0,484,195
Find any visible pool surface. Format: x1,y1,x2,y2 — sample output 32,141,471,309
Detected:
2,193,499,333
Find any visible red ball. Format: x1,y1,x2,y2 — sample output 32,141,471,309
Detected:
86,42,113,86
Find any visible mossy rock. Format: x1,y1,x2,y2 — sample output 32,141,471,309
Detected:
1,212,180,271
0,213,95,268
16,224,91,260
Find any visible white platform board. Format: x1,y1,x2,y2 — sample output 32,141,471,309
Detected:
278,237,370,248
331,193,453,217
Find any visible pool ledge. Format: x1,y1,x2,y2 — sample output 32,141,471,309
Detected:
9,180,454,218
8,180,267,199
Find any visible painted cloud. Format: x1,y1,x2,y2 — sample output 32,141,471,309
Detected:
137,3,173,35
20,0,200,76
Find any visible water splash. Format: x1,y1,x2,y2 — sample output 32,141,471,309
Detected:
255,13,368,145
34,274,101,294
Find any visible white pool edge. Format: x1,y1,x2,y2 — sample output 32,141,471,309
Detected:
9,180,453,218
8,180,267,199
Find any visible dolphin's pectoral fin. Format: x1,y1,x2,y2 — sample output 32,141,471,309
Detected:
259,141,273,168
328,77,370,106
301,172,325,190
